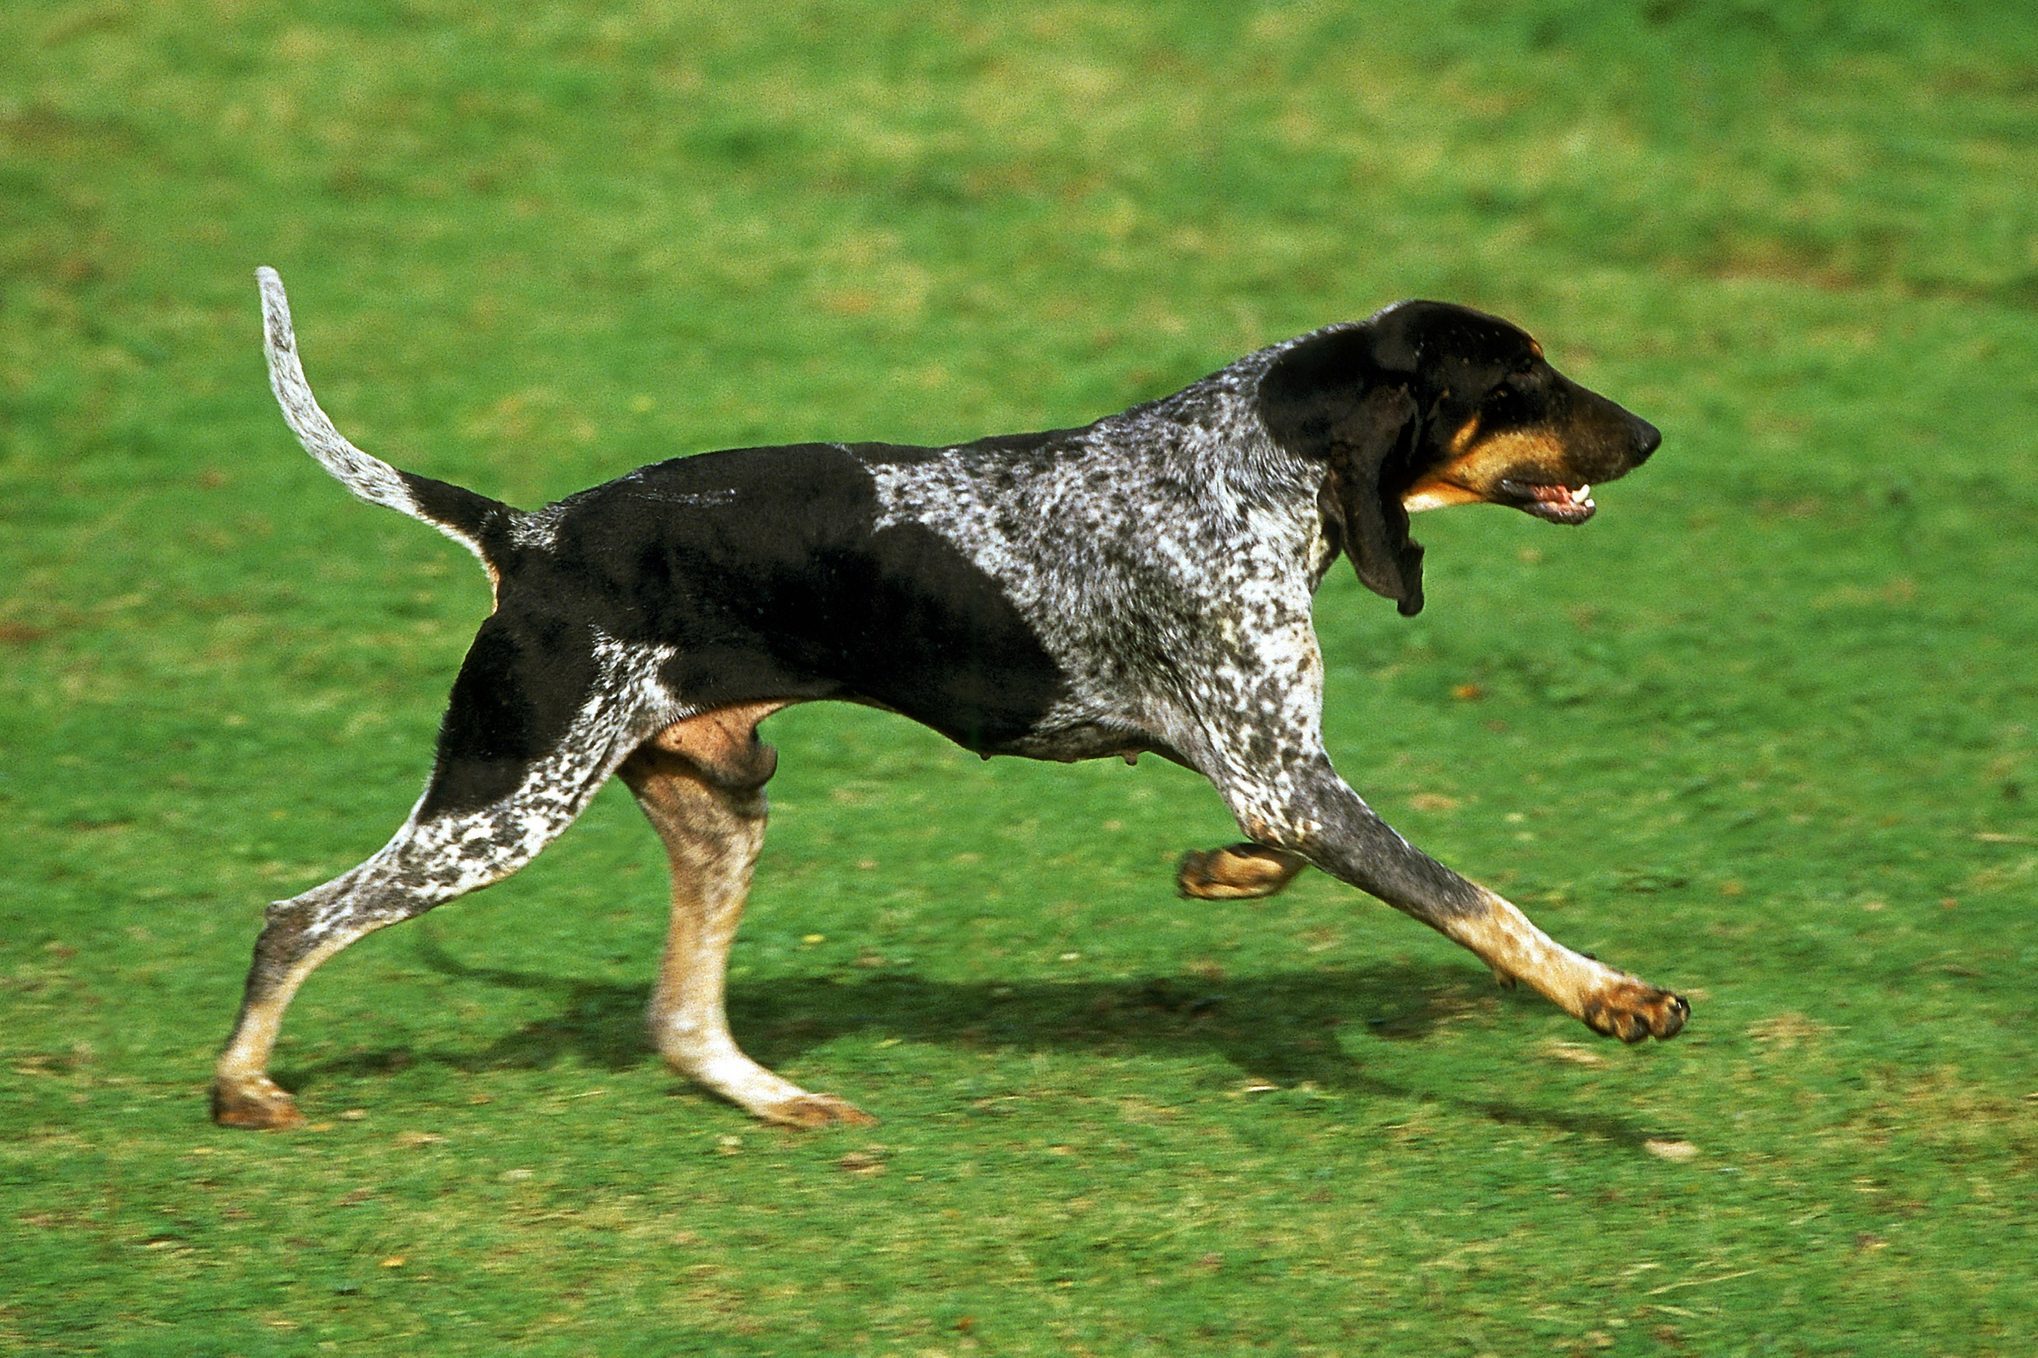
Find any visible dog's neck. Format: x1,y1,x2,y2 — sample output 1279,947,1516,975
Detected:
1092,347,1328,519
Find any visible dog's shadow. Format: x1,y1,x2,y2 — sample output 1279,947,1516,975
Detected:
302,930,1666,1148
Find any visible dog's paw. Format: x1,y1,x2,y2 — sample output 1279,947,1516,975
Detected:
1581,979,1690,1043
212,1075,307,1130
1176,845,1303,901
755,1092,878,1129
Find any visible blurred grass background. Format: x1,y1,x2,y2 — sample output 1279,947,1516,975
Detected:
3,2,2035,1354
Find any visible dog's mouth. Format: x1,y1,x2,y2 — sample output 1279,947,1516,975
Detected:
1498,478,1596,525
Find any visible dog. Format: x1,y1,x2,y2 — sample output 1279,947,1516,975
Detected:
214,268,1685,1130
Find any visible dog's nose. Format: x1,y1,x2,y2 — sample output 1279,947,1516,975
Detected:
1633,418,1662,461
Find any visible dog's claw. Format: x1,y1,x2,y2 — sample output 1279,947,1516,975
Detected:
1175,845,1302,901
756,1092,878,1129
1582,979,1689,1043
211,1075,306,1130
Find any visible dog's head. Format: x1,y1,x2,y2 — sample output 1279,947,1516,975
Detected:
1257,301,1660,616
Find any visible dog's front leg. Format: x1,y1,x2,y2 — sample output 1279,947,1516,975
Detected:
1216,755,1688,1042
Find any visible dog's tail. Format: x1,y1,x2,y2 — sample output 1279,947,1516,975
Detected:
256,266,519,575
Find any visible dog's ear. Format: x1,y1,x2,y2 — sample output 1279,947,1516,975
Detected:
1258,334,1426,617
1324,383,1425,617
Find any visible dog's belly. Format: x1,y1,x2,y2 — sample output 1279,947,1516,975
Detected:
993,721,1169,765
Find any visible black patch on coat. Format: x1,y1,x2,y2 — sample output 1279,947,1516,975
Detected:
417,443,1070,817
399,471,516,560
418,608,601,817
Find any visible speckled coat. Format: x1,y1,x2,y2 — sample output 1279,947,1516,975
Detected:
214,271,1686,1131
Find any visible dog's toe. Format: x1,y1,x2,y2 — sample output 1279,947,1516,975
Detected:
1175,845,1300,901
212,1075,307,1130
757,1092,878,1129
1582,979,1690,1044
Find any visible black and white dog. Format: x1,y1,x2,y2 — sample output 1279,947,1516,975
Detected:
215,269,1683,1130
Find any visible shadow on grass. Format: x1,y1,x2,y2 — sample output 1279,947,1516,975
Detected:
294,930,1664,1148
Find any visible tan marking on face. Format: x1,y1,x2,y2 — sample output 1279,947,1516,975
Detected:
1401,480,1485,513
1402,427,1572,511
1447,414,1483,457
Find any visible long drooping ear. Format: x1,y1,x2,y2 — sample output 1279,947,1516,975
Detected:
1258,335,1427,616
1326,383,1425,616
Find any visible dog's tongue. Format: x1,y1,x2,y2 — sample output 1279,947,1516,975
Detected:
1508,480,1596,525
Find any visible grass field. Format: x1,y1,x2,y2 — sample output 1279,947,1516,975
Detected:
4,2,2036,1353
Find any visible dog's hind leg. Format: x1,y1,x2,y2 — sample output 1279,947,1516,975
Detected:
211,748,619,1129
619,705,876,1129
213,626,669,1129
212,842,447,1130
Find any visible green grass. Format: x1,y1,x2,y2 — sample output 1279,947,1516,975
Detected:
4,1,2036,1352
